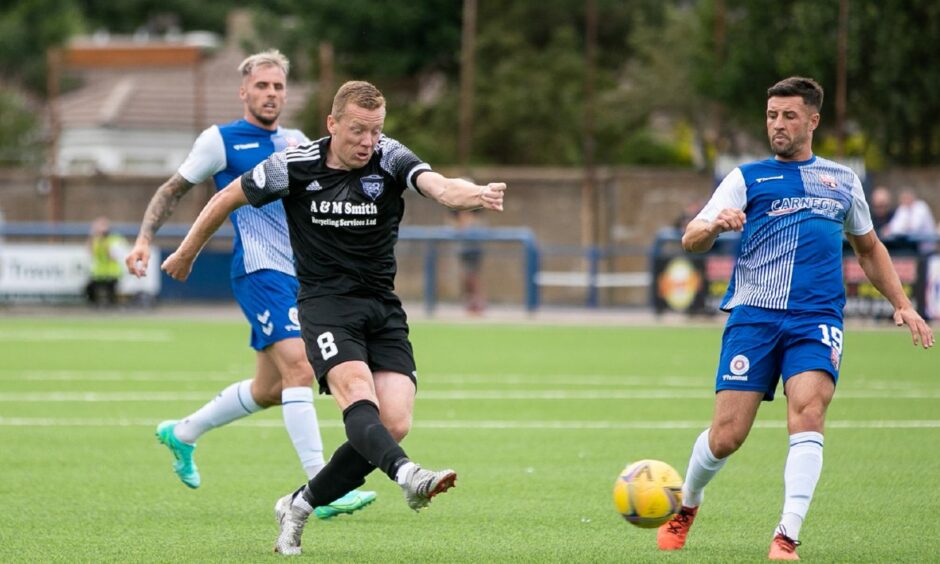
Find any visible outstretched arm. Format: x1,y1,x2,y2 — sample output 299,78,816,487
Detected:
125,173,196,276
161,179,248,281
415,172,505,212
847,229,934,349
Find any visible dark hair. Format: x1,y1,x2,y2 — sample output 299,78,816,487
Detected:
767,77,824,112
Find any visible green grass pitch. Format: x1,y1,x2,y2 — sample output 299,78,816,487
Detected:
0,315,937,562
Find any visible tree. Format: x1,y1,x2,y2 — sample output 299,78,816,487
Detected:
474,17,587,164
690,0,940,165
467,0,677,165
0,0,84,95
5,0,937,167
273,0,462,80
0,89,41,166
79,0,235,35
851,1,940,165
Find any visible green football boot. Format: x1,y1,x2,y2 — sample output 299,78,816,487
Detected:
155,420,200,489
313,489,377,520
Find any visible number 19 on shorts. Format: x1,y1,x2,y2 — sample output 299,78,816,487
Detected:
818,324,843,353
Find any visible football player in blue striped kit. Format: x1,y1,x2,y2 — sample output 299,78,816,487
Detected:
125,50,375,519
657,77,934,560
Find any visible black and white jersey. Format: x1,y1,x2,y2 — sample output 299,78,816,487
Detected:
240,135,431,300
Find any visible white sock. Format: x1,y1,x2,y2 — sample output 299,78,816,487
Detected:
281,386,326,479
775,431,824,541
173,379,262,444
681,428,728,508
292,487,313,515
395,461,417,485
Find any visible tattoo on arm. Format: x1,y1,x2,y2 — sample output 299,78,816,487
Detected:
138,173,195,242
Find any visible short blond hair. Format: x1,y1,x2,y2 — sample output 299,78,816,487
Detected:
238,49,290,78
331,81,385,121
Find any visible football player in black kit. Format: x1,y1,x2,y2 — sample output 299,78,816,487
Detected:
162,80,507,556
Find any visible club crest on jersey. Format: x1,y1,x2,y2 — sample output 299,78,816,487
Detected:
817,172,838,188
360,174,384,201
252,163,266,188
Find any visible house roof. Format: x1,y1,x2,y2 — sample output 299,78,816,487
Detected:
56,45,312,132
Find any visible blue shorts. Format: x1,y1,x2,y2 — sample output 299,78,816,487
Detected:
231,269,302,351
715,306,843,401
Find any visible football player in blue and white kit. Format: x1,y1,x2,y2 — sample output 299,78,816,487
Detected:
125,50,375,519
657,77,934,560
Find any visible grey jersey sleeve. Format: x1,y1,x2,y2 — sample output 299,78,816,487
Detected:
240,151,291,207
378,136,431,194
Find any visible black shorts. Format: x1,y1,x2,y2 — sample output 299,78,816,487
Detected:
297,294,417,394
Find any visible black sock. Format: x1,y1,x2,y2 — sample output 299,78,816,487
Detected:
301,441,376,508
342,399,408,480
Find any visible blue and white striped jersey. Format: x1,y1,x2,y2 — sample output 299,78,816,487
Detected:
697,155,873,314
177,119,309,278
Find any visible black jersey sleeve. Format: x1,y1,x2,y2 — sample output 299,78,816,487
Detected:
240,151,291,207
378,136,432,195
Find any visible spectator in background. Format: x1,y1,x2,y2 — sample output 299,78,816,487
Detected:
453,208,486,315
885,187,936,253
674,198,705,231
85,217,126,307
869,186,896,238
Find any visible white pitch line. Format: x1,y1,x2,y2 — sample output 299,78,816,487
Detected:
1,372,934,396
0,392,218,402
2,371,935,396
0,371,243,383
0,371,703,387
0,417,938,430
1,389,939,402
422,374,704,387
0,329,174,342
417,390,940,400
